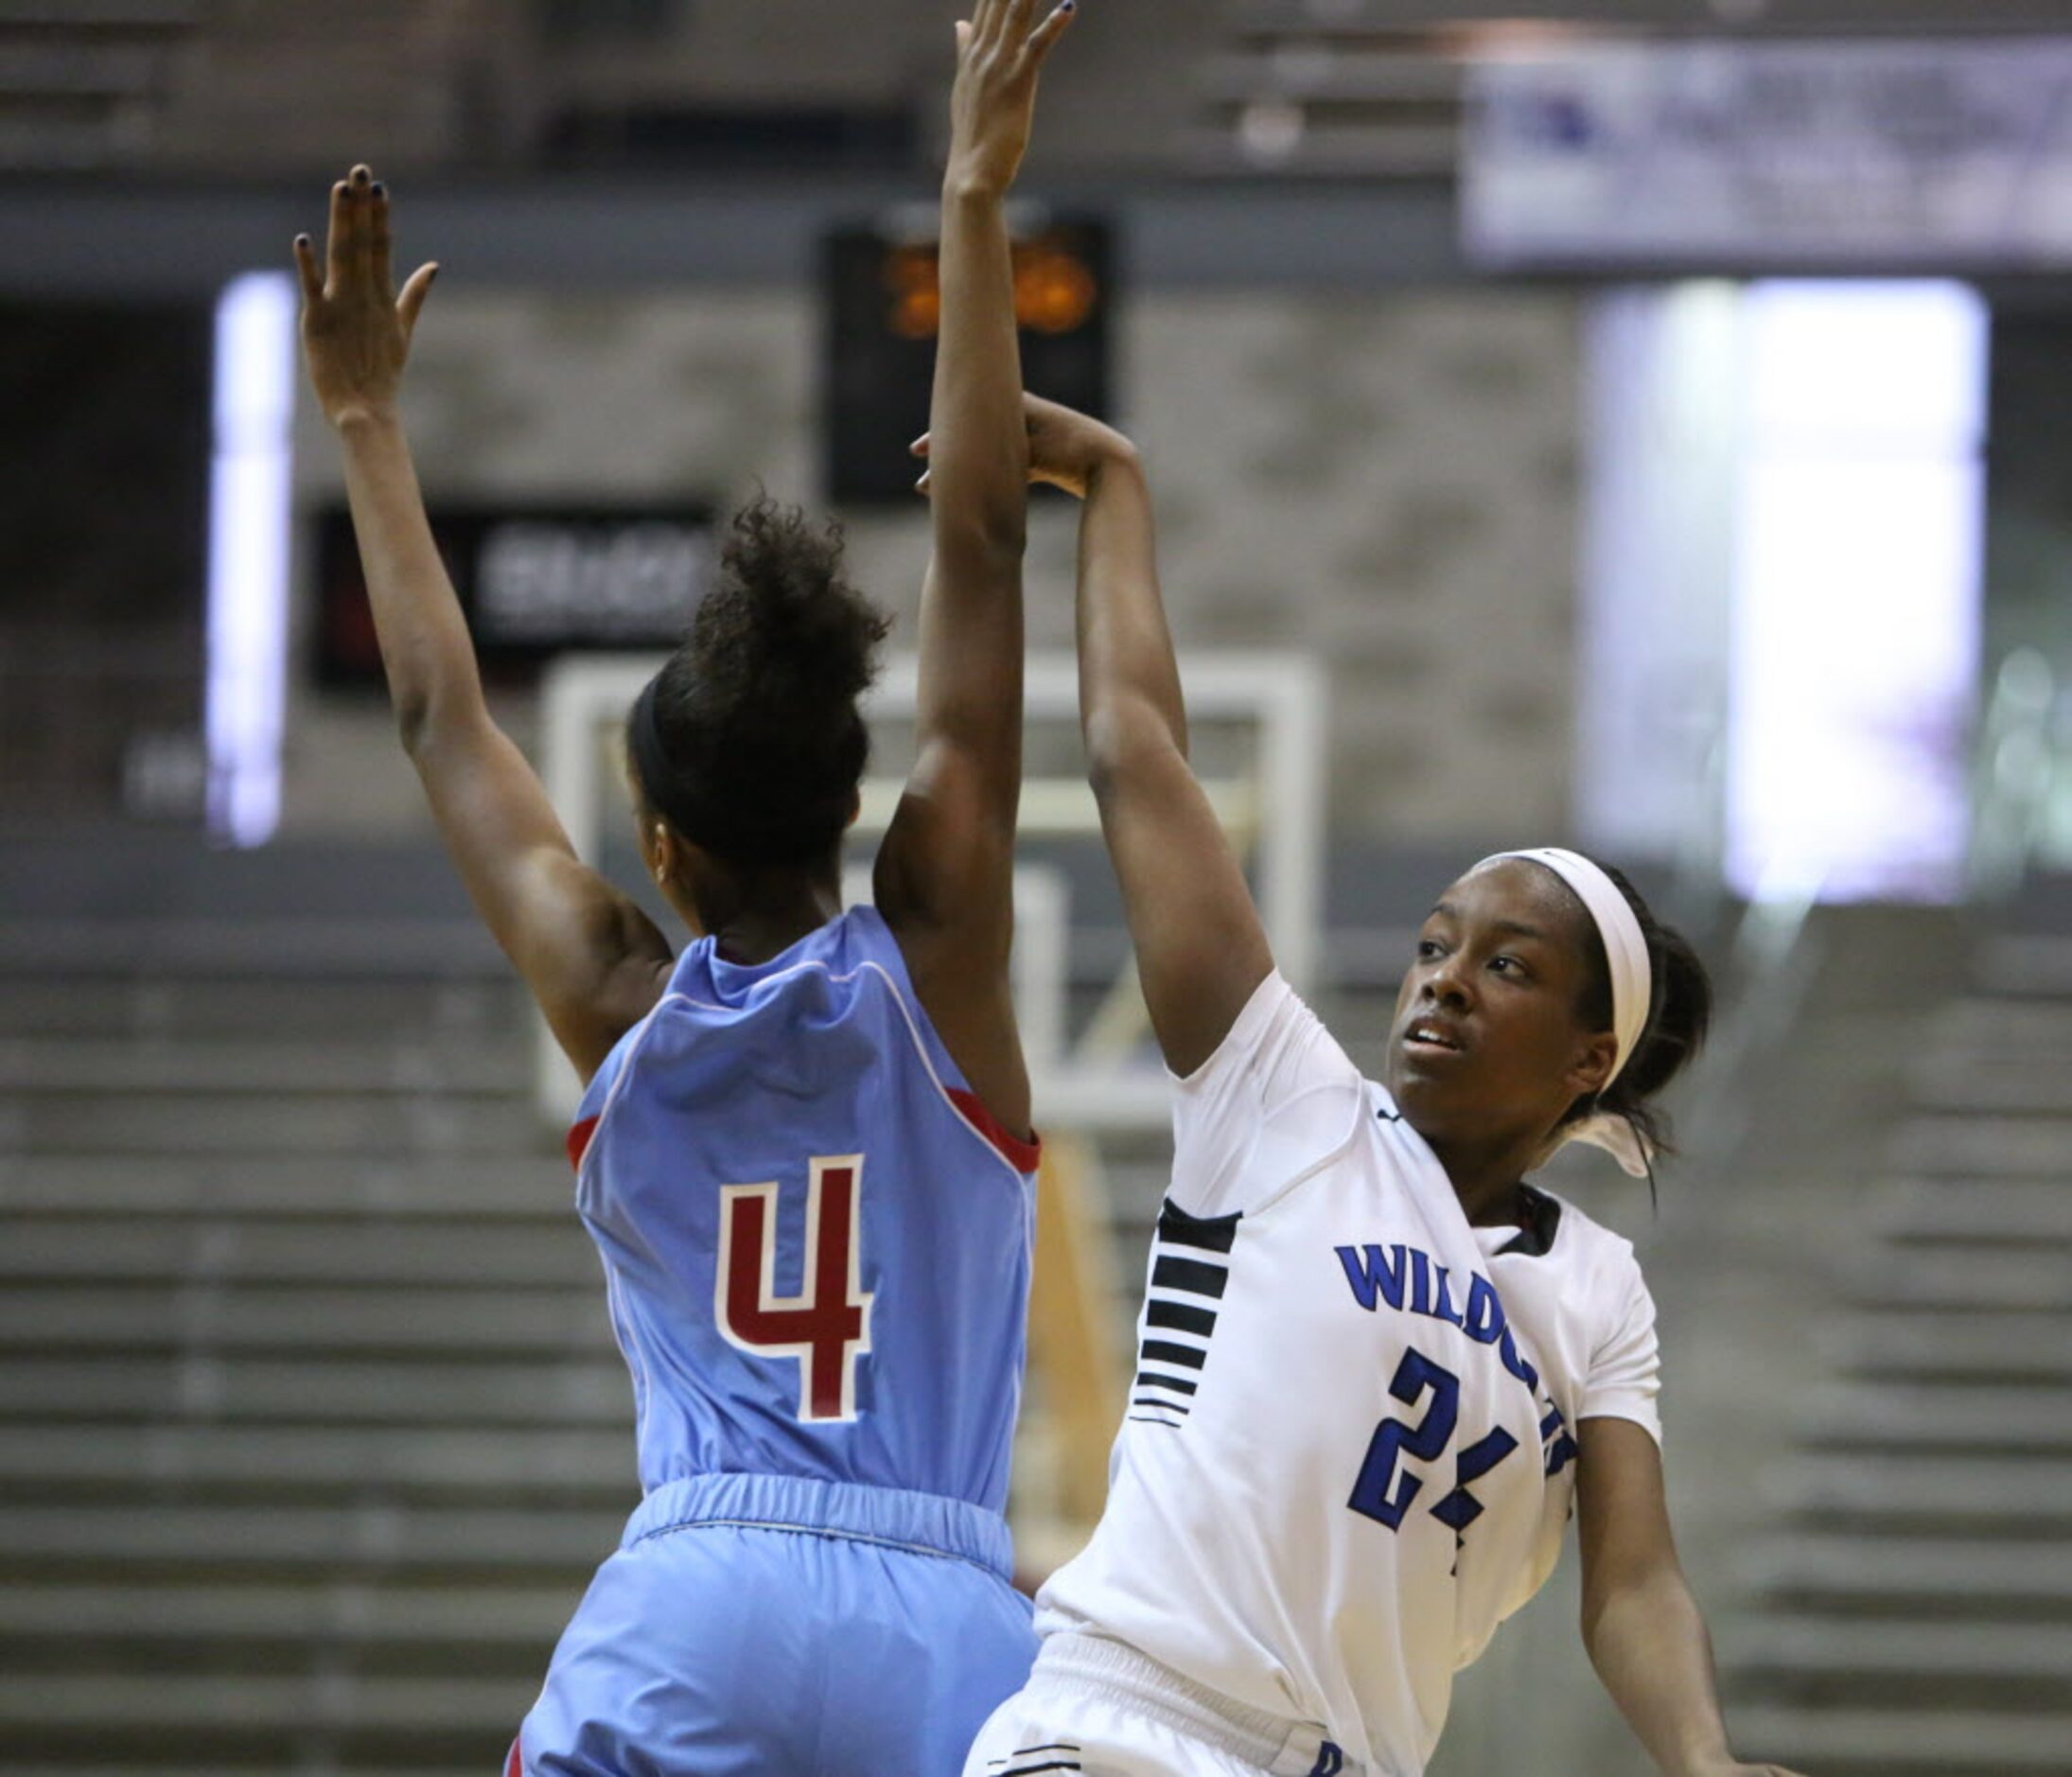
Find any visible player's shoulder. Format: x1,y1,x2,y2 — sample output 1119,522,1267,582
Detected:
1525,1186,1650,1299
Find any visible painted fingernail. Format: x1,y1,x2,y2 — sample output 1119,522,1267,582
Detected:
371,182,385,198
294,233,310,248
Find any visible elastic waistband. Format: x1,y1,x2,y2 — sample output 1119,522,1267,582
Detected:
623,1471,1015,1583
1032,1632,1361,1776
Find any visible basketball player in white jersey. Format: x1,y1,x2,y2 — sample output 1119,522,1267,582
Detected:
939,399,1806,1777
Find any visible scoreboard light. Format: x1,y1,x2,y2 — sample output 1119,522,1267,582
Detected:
314,504,714,689
824,216,1112,505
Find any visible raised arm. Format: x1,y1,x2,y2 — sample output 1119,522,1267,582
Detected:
1577,1418,1806,1777
874,1,1074,1136
295,167,671,1082
1011,396,1273,1078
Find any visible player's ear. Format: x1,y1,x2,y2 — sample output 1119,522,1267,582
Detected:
1562,1030,1617,1104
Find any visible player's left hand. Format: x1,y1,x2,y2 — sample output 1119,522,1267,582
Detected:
945,0,1077,199
293,163,439,430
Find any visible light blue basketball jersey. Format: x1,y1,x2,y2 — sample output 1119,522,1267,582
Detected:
566,904,1039,1513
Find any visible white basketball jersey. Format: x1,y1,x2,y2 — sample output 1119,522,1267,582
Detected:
1036,974,1661,1776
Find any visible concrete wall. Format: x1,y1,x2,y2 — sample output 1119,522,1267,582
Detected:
287,283,1584,844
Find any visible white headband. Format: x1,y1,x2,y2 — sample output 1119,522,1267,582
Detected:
1480,847,1656,1178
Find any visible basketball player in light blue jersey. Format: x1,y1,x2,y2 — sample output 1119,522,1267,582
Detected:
292,6,1076,1770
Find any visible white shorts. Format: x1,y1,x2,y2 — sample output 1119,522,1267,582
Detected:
962,1632,1358,1777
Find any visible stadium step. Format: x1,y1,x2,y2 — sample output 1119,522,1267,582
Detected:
1817,1311,2072,1384
1721,1617,2072,1713
1763,1453,2072,1536
0,1091,541,1157
1741,1534,2072,1617
1974,934,2072,999
0,1503,624,1576
1926,995,2072,1059
0,1285,615,1358
0,1035,521,1095
1795,1383,2072,1455
1891,1115,2072,1178
1909,1054,2072,1115
1723,1704,2072,1774
0,1356,636,1426
0,1423,637,1498
0,1152,571,1219
0,917,501,980
0,1220,602,1287
0,1576,577,1642
1840,1247,2072,1313
0,974,518,1042
0,1669,536,1737
1867,1176,2072,1246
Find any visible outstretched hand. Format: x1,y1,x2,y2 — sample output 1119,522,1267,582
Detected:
946,0,1076,198
913,392,1135,500
293,164,438,429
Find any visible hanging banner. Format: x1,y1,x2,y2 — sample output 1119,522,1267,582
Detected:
313,503,714,688
1462,38,2072,270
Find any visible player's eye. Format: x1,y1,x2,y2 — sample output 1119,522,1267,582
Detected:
1415,939,1445,962
1490,954,1529,979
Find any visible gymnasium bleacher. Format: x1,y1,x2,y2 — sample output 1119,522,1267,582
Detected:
3,835,2066,1773
0,840,620,1772
1716,904,2072,1775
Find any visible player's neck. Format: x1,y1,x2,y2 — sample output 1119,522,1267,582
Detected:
1418,1131,1536,1227
700,873,845,965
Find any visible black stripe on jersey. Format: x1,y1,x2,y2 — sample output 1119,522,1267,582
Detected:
1132,1395,1191,1415
1145,1297,1218,1338
1151,1254,1228,1298
1127,1414,1183,1429
1156,1198,1240,1254
997,1764,1081,1775
1135,1369,1198,1396
989,1747,1082,1768
1141,1338,1206,1370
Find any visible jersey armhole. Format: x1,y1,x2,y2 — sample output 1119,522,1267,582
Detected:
564,996,681,1192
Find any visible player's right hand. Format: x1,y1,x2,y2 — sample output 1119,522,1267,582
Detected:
945,0,1076,199
912,393,1136,500
293,163,438,430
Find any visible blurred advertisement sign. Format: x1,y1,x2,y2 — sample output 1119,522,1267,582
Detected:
315,504,712,688
1463,39,2072,269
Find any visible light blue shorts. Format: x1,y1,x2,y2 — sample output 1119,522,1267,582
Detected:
512,1471,1037,1776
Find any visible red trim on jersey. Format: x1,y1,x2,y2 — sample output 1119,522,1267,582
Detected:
566,1114,601,1171
504,1737,523,1777
947,1088,1042,1173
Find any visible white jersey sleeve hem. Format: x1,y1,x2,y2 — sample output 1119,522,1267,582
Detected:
1165,971,1366,1222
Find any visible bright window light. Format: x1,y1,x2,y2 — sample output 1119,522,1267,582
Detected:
1727,280,1988,903
204,271,298,848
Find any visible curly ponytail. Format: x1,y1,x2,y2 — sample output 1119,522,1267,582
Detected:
628,495,891,869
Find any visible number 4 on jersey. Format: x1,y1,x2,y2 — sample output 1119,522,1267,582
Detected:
716,1155,875,1423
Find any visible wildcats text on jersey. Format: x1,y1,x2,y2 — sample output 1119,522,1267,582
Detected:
1336,1239,1578,1482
